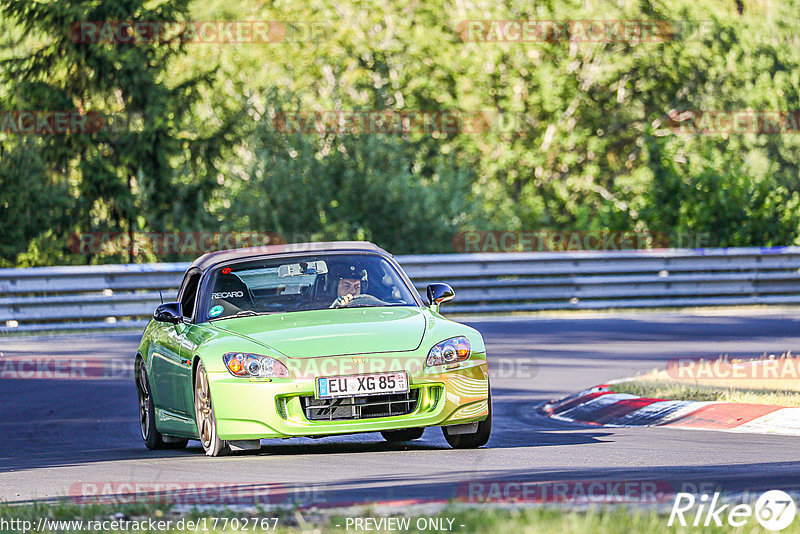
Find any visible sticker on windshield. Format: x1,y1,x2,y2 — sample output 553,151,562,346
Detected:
209,305,224,318
212,291,243,299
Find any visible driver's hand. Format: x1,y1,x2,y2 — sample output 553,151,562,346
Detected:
330,293,354,308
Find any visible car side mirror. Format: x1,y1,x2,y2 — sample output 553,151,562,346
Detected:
154,302,183,324
427,283,455,307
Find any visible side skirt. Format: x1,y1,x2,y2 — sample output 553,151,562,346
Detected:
156,407,200,439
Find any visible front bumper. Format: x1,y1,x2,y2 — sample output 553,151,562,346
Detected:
207,352,490,440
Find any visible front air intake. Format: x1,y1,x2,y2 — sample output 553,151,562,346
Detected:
300,389,420,421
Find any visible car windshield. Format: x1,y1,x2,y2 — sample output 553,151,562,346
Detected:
202,253,418,320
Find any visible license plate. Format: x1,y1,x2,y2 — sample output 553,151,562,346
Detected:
317,372,409,399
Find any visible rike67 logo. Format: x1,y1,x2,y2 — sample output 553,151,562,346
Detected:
669,490,797,531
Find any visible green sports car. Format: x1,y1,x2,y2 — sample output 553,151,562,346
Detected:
135,241,491,456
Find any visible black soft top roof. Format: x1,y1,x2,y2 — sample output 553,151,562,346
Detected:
190,241,389,271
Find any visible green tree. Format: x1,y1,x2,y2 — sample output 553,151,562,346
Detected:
0,0,238,264
223,95,479,254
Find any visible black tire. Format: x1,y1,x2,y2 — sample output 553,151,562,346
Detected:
194,361,231,457
136,358,188,450
381,428,425,442
442,390,492,449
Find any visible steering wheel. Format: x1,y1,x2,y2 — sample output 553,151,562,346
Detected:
339,294,387,308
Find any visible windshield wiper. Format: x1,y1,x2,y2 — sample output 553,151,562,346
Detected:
232,310,260,317
209,310,275,322
233,310,280,318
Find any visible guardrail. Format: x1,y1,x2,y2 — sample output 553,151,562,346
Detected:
2,247,800,333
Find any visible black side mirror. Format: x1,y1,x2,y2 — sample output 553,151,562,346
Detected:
154,302,183,324
427,283,455,306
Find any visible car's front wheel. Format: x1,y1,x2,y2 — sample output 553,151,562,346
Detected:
381,428,425,442
136,358,188,450
194,361,231,457
442,391,492,449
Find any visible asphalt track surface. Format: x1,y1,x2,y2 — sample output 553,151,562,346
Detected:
1,310,800,506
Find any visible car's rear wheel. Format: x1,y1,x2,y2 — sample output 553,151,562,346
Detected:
442,390,492,449
136,358,188,450
381,428,425,442
195,361,231,457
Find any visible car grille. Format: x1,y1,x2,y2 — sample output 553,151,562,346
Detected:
300,389,420,421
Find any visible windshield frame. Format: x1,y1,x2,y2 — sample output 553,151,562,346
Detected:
195,250,425,322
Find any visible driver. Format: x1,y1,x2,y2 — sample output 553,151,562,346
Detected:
329,264,367,308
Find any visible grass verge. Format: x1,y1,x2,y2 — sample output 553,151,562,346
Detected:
609,352,800,406
610,380,800,407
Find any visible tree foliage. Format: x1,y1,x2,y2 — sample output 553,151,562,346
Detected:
2,0,800,264
0,0,237,264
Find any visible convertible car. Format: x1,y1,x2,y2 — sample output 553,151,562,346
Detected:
135,241,491,456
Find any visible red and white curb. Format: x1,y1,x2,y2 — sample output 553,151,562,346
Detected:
542,385,800,436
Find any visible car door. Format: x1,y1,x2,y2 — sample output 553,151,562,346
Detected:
174,270,203,415
150,270,200,417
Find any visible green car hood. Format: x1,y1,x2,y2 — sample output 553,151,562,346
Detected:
209,306,427,358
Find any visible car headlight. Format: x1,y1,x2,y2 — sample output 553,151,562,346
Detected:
426,336,471,367
223,352,291,378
